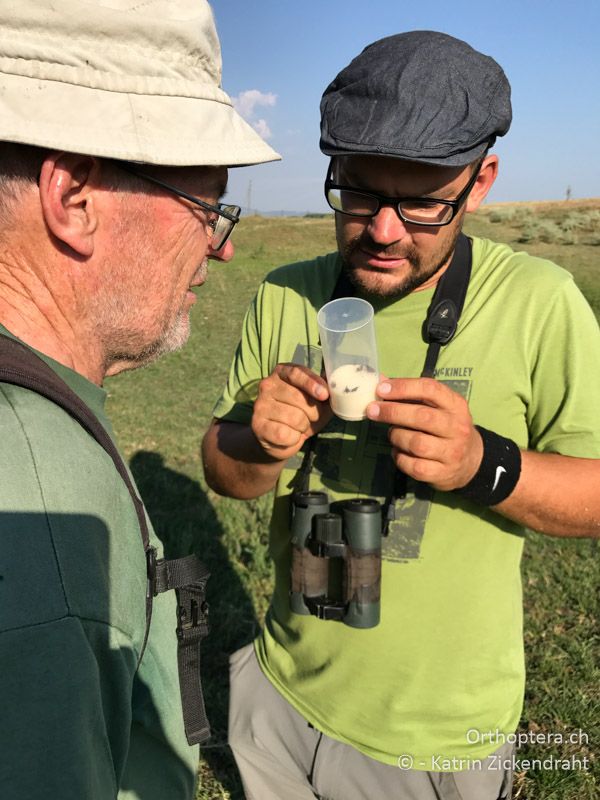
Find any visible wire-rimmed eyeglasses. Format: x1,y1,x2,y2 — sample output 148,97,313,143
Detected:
118,161,241,250
324,160,482,227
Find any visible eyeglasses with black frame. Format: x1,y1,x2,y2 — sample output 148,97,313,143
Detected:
117,161,241,250
324,159,483,227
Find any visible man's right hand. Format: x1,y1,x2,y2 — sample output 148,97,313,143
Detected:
251,363,332,461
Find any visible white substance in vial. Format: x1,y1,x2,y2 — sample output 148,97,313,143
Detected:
328,363,378,421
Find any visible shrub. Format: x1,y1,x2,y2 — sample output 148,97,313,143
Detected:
489,208,516,223
517,219,563,244
561,212,597,232
561,231,577,246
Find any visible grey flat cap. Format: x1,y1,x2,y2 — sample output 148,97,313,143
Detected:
320,31,512,167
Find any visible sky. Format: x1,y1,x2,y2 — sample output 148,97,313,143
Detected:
211,0,600,214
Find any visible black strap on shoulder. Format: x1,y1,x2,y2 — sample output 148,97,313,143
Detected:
421,233,472,378
329,267,355,302
0,334,211,745
0,336,151,549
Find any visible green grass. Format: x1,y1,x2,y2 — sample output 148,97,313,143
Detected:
106,203,600,799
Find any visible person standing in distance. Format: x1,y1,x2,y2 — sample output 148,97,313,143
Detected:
203,31,600,800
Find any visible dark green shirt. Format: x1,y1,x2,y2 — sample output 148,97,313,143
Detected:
0,326,196,799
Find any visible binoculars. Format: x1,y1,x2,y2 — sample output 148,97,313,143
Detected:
290,491,382,629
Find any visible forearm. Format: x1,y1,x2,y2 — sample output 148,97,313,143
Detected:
493,451,600,538
203,365,332,500
367,378,600,538
202,419,287,499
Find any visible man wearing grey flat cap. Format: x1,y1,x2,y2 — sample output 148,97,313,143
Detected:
203,31,600,800
0,1,279,798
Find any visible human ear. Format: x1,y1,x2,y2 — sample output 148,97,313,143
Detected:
38,152,101,258
465,155,499,213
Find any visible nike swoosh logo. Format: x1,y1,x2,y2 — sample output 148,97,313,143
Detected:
492,466,507,493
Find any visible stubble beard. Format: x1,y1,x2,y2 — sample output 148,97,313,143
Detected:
97,244,207,373
99,300,192,373
339,226,462,300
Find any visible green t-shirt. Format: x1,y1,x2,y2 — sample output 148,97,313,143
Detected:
0,327,197,798
213,237,600,768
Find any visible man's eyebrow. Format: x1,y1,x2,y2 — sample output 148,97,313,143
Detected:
214,179,228,198
337,169,457,199
204,172,228,199
188,169,228,202
211,182,229,203
336,165,360,185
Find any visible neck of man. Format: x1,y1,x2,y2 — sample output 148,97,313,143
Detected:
0,247,106,386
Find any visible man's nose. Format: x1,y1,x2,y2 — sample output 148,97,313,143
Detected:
366,205,409,245
208,238,234,262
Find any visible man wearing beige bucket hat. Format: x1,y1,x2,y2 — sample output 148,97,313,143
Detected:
0,1,278,798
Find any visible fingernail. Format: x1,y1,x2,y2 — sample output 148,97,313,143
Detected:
316,386,328,400
378,382,391,395
367,403,380,419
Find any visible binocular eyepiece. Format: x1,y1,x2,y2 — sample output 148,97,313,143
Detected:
290,491,382,629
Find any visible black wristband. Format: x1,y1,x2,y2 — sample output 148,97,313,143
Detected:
454,426,522,506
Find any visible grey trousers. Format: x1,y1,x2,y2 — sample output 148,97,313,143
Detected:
228,644,514,800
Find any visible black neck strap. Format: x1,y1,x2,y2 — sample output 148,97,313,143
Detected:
420,232,472,377
295,234,472,501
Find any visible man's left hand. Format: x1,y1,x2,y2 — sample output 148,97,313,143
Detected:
366,378,484,491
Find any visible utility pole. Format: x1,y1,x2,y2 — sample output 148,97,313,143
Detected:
246,180,253,214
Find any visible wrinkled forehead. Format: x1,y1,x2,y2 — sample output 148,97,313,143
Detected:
332,154,470,195
147,163,229,198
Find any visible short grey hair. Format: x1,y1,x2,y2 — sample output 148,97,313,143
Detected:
0,143,46,225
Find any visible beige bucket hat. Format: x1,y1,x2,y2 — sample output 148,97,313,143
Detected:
0,0,280,167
